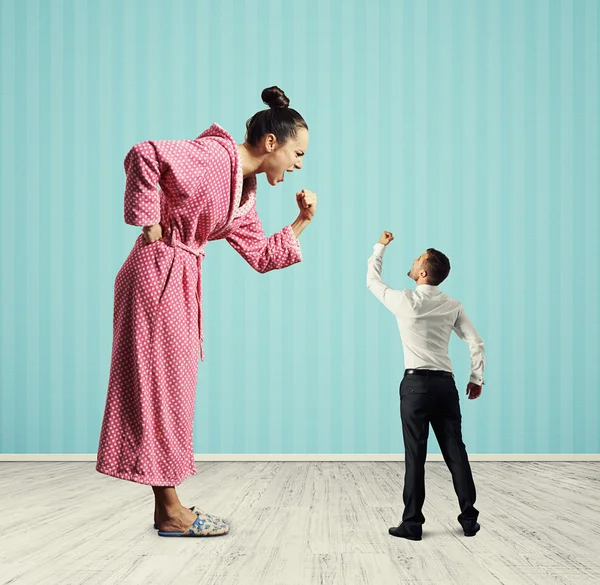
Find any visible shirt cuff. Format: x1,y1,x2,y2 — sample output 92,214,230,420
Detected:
373,242,386,256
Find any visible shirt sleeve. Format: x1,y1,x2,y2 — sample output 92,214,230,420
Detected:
225,206,303,273
453,305,486,385
366,243,406,314
123,141,162,227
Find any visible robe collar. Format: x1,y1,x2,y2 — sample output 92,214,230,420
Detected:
197,123,257,227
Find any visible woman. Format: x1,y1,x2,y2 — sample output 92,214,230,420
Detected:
96,87,316,537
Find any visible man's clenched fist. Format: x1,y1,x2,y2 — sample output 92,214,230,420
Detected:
379,231,394,246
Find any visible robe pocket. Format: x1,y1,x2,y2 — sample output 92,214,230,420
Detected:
158,252,176,304
146,241,177,305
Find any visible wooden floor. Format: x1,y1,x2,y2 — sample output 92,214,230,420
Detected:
0,461,599,585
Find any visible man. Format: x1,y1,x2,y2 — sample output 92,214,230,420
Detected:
367,230,485,541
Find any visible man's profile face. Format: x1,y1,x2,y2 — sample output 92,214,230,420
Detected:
408,252,428,280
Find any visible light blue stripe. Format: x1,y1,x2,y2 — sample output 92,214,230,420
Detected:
536,0,552,453
455,0,477,449
414,0,429,242
47,0,66,453
559,0,575,453
508,0,527,453
522,0,538,451
37,0,53,452
70,0,88,453
95,0,115,456
339,0,356,454
547,0,562,454
58,0,75,453
262,0,286,454
20,0,39,451
240,0,260,454
25,0,41,452
571,0,586,452
480,0,503,454
362,0,381,454
0,0,17,452
84,0,102,449
583,0,599,453
313,0,334,453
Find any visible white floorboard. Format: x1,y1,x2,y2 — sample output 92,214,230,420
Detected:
0,461,598,585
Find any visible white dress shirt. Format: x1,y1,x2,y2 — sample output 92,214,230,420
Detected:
367,243,486,385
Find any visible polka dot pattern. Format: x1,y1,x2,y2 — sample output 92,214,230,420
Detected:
96,124,303,486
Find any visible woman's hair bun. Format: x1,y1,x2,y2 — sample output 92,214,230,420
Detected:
261,86,290,109
245,88,307,146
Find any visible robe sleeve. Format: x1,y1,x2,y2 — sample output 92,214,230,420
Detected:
225,206,303,273
123,141,162,227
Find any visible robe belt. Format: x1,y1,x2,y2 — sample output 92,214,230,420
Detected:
163,235,207,361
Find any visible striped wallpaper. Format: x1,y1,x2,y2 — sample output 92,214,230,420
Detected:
0,0,598,456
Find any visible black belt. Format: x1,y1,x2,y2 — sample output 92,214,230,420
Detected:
404,369,454,378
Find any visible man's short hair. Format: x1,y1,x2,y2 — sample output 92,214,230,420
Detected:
424,248,451,285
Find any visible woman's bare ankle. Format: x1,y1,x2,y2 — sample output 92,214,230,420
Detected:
156,502,182,517
156,505,198,531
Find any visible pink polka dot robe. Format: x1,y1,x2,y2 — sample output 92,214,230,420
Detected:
96,124,303,486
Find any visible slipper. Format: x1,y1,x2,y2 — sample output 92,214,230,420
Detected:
153,506,225,529
157,513,229,537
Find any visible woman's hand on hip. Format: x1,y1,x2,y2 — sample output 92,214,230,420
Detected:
142,223,163,244
296,189,317,220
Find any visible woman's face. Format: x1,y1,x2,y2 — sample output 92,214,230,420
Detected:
262,126,309,186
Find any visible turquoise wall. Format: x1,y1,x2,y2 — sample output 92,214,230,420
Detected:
1,0,598,455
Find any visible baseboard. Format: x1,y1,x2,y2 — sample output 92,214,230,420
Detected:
0,454,599,462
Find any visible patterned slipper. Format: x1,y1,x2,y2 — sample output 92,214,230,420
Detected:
153,506,225,529
157,513,229,537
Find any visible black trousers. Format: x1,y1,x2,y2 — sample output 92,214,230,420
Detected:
399,371,479,533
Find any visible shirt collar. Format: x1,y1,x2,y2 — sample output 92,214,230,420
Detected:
416,284,440,294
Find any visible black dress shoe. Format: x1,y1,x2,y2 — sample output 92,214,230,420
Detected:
463,522,480,537
388,524,422,541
